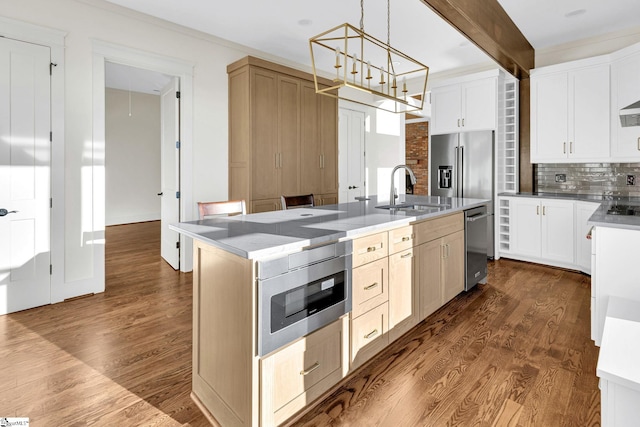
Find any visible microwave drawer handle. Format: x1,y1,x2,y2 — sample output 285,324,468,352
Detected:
364,282,379,291
364,329,379,339
300,362,320,376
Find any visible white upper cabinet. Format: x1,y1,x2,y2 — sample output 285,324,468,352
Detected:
531,59,610,163
611,46,640,161
431,77,496,135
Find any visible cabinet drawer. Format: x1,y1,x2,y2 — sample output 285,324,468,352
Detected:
352,257,388,318
389,225,416,254
350,302,388,369
261,317,348,426
352,232,388,268
414,212,464,245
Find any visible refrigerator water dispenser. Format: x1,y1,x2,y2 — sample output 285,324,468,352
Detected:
438,166,453,189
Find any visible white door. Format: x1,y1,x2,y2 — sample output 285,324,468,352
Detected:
160,77,180,269
338,108,365,203
0,38,51,315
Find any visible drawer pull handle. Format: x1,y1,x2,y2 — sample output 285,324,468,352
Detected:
300,362,320,376
367,246,377,252
364,329,379,339
401,252,412,259
364,282,379,291
401,236,411,242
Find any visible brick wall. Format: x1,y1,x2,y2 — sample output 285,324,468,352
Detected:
405,121,429,195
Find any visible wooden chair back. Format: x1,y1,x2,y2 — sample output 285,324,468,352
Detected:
281,194,314,210
198,200,246,219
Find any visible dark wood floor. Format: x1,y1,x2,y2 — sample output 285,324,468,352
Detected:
0,221,600,426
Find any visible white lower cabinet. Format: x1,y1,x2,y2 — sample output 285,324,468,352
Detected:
509,197,575,265
541,199,575,264
576,201,599,273
499,196,602,273
592,226,640,346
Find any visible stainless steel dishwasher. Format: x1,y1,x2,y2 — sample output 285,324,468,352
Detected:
464,206,488,291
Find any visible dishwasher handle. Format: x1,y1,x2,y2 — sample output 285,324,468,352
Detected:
466,213,489,222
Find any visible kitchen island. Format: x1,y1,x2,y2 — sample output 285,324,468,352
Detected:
170,195,489,427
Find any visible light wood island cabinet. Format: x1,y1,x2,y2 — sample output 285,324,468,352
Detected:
414,213,465,318
228,57,338,213
388,225,419,342
350,231,390,369
190,210,469,426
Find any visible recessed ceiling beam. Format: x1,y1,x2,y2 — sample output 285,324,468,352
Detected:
420,0,534,78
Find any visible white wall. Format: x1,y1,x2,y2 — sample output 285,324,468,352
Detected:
339,100,406,202
105,88,160,226
0,0,263,293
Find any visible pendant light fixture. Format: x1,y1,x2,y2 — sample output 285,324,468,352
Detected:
309,0,429,113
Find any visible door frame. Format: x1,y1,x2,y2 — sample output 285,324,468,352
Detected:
92,41,195,274
0,16,66,303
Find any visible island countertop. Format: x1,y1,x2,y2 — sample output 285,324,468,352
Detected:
169,195,489,259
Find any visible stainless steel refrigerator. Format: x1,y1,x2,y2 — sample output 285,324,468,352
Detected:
430,130,494,259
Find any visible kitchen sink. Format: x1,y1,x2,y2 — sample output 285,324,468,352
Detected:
376,202,450,211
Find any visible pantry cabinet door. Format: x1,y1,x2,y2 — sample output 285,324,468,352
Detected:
251,69,279,199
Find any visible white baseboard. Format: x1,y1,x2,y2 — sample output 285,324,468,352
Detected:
106,212,160,226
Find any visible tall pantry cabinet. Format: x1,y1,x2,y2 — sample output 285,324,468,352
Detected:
227,56,338,213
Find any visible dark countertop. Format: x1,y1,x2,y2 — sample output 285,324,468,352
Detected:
170,195,489,259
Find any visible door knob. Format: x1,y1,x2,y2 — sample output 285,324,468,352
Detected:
157,192,163,196
348,186,359,189
0,209,18,217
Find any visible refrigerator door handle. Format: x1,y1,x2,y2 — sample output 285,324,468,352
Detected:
454,146,459,197
459,146,464,198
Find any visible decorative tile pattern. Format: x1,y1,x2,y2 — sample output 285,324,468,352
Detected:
537,163,640,197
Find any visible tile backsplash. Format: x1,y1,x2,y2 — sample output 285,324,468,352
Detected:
536,163,640,198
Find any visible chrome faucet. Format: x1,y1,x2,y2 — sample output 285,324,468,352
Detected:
389,165,417,206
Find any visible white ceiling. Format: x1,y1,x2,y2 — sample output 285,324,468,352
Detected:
102,0,640,92
497,0,640,49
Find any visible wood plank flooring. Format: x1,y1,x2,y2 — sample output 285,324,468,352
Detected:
293,257,600,426
0,221,209,426
0,221,600,426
